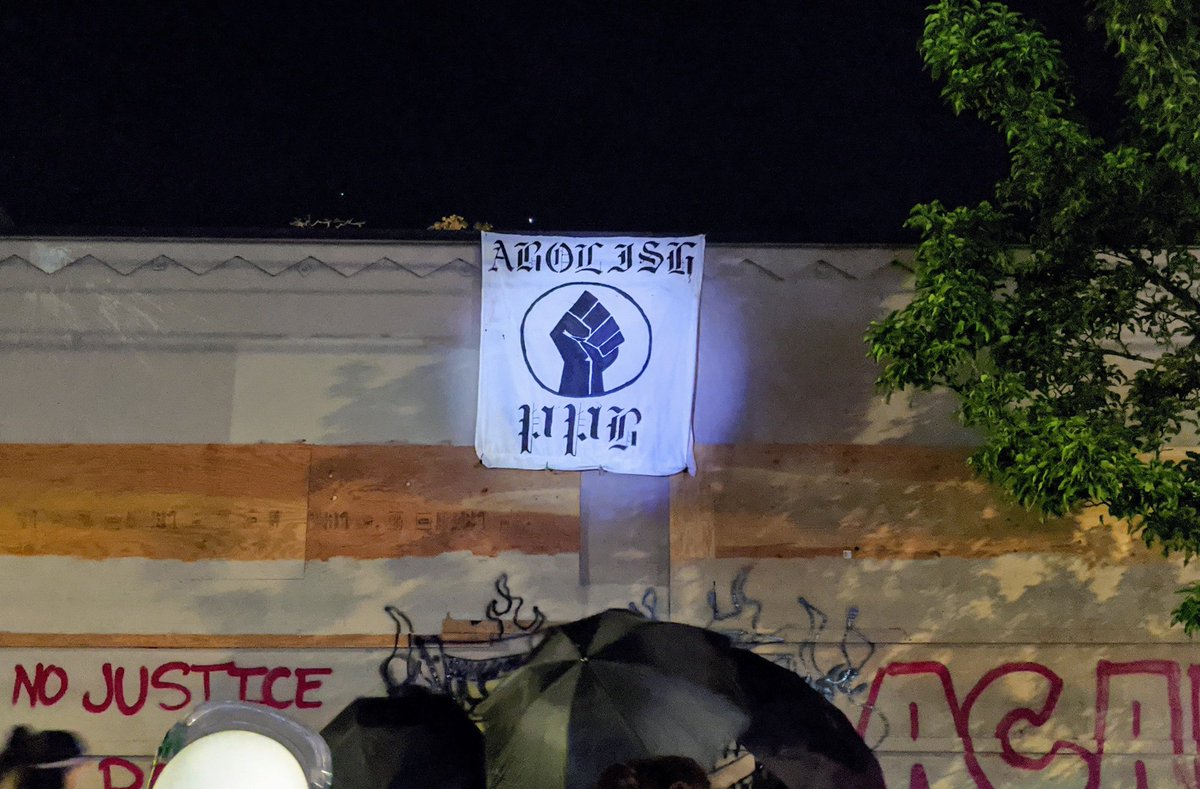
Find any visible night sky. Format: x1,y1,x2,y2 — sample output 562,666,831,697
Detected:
0,3,1121,241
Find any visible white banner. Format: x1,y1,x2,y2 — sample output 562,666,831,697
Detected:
476,233,704,475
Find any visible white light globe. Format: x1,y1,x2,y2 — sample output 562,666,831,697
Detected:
153,730,309,789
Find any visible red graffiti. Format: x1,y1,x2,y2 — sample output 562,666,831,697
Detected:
294,667,332,709
187,662,236,702
857,659,1199,788
10,660,334,716
150,662,192,712
84,664,149,715
11,663,68,707
99,757,162,789
857,661,1095,788
1094,659,1186,787
261,667,293,709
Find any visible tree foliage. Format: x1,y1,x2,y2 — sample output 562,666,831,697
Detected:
867,0,1200,629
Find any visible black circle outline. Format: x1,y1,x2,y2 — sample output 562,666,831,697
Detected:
519,281,653,398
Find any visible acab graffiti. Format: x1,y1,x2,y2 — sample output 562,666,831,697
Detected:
701,567,1200,787
858,658,1200,788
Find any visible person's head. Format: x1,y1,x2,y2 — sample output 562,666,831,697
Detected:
593,755,711,789
0,727,84,789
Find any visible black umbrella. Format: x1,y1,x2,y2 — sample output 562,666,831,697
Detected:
320,686,486,789
729,649,885,789
478,608,751,789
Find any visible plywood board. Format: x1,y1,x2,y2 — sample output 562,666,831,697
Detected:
0,444,309,561
672,444,1151,561
307,445,579,559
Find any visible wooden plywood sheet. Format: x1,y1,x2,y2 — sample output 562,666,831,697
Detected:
672,444,1149,562
307,445,579,559
0,444,309,561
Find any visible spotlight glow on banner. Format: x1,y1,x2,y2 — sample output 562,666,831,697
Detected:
475,233,704,475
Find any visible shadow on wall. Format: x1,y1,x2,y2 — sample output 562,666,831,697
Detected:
675,553,1200,651
177,555,588,637
693,259,978,446
687,445,1132,561
320,358,477,445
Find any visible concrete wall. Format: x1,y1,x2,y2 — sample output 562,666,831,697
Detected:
0,237,1190,788
0,238,964,598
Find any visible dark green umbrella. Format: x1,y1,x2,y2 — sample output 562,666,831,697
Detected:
478,609,750,789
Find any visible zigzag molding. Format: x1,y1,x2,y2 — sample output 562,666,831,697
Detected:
0,241,915,281
0,253,482,278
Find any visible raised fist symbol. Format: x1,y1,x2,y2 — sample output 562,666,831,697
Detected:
550,291,625,396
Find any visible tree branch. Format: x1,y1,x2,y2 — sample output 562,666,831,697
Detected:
1120,249,1200,317
1100,347,1156,365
